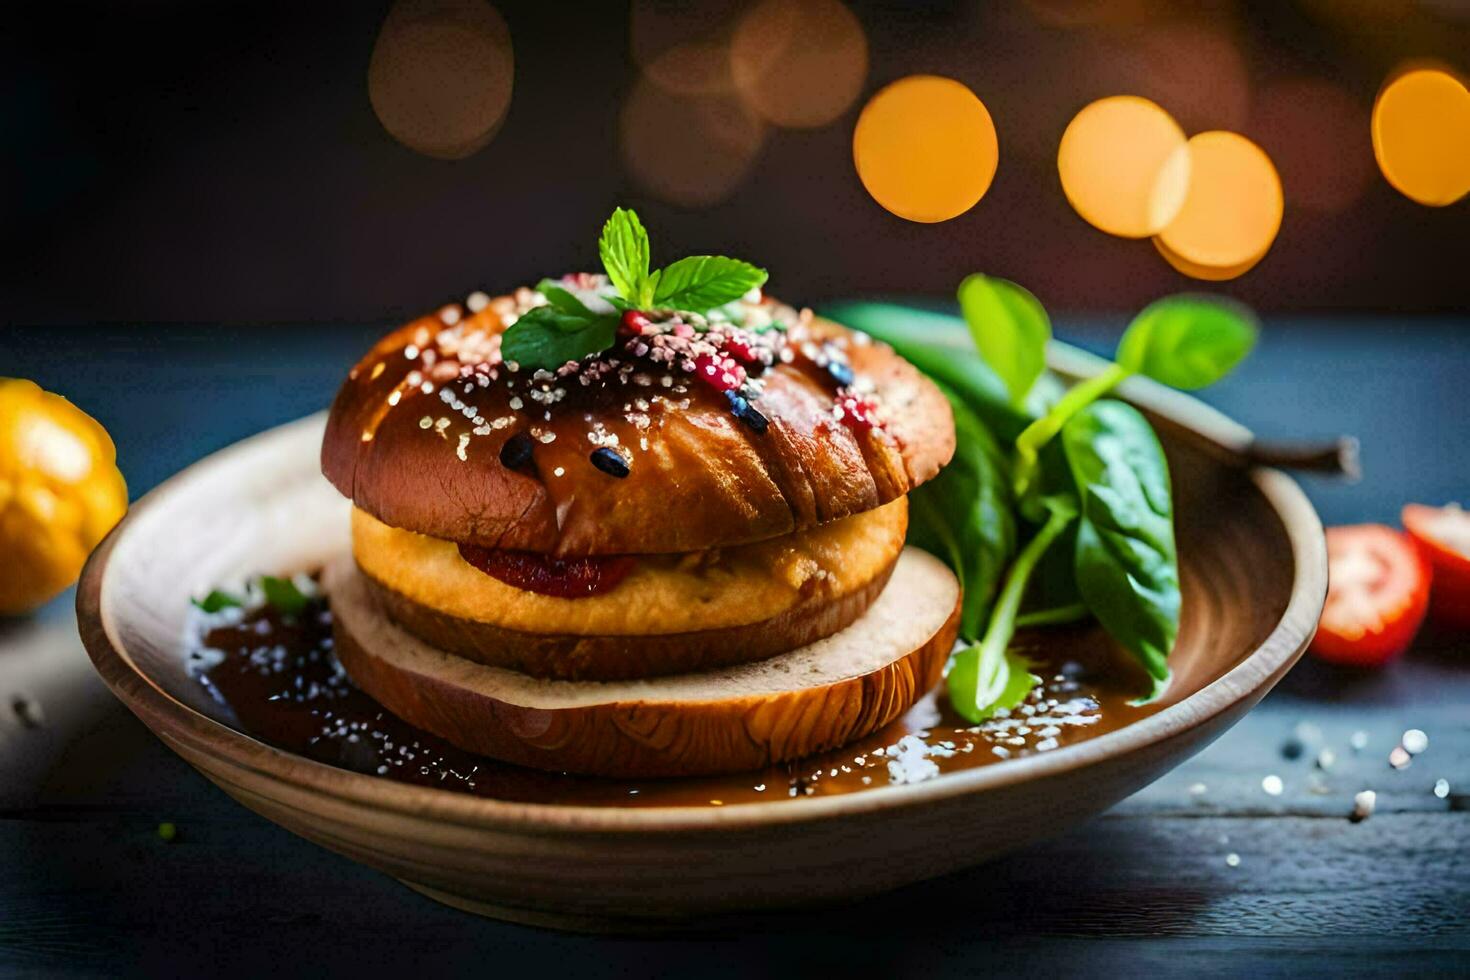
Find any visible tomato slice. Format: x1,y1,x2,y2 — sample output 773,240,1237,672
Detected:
456,546,637,599
1403,503,1470,629
1311,524,1431,667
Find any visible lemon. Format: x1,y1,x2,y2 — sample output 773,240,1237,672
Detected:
0,379,128,615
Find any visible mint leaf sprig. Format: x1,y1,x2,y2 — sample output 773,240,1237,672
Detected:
502,208,769,371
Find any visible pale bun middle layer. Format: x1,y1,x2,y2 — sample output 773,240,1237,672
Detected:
326,547,959,778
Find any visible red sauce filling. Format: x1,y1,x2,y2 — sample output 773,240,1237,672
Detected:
457,545,637,598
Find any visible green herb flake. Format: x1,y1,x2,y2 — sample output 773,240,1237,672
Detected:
259,575,310,617
191,590,242,614
156,822,178,842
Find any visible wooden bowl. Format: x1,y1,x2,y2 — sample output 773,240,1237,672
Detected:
77,353,1326,932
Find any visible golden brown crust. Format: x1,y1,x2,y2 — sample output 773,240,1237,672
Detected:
328,549,959,777
321,295,953,555
363,558,896,681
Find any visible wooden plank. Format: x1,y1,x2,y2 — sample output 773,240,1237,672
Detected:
1,811,1464,975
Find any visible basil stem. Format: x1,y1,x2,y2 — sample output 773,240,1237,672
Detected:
948,499,1077,723
1014,603,1091,629
1011,362,1130,499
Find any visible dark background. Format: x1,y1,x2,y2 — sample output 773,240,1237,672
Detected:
2,0,1467,329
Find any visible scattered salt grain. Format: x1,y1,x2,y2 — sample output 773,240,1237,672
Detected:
1352,789,1377,822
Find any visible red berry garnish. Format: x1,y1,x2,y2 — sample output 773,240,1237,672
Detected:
619,310,652,337
724,331,759,363
458,546,637,598
693,353,747,392
836,393,881,431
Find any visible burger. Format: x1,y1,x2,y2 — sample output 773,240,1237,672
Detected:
320,209,959,777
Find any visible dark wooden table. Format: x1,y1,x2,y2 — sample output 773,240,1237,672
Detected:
3,318,1467,977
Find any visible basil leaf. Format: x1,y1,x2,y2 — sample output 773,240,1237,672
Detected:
191,590,242,613
1061,400,1179,701
957,274,1051,408
947,647,1039,724
598,207,652,307
907,384,1016,641
1116,294,1257,390
260,576,310,617
653,255,768,312
500,306,618,371
820,302,1062,443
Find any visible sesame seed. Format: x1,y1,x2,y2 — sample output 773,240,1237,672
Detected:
1262,774,1284,796
1389,746,1412,769
1402,729,1429,755
1225,853,1241,868
1434,778,1450,799
466,290,490,312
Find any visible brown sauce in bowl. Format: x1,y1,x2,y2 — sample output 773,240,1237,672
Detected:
190,586,1164,808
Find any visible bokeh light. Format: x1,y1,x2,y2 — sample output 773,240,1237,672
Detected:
621,74,766,207
730,0,869,128
1153,237,1263,281
1155,131,1283,278
367,0,514,160
630,0,745,70
1251,79,1373,215
1057,95,1190,238
852,75,999,223
1371,68,1470,206
642,40,737,97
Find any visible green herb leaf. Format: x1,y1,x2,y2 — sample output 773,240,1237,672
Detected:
500,305,619,371
653,255,768,312
536,279,594,316
957,274,1051,408
599,207,652,307
1116,294,1257,390
1061,401,1179,702
260,575,311,617
819,302,1063,443
946,646,1040,724
907,384,1016,641
191,590,242,613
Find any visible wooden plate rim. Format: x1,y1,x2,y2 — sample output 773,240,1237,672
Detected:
77,349,1327,836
